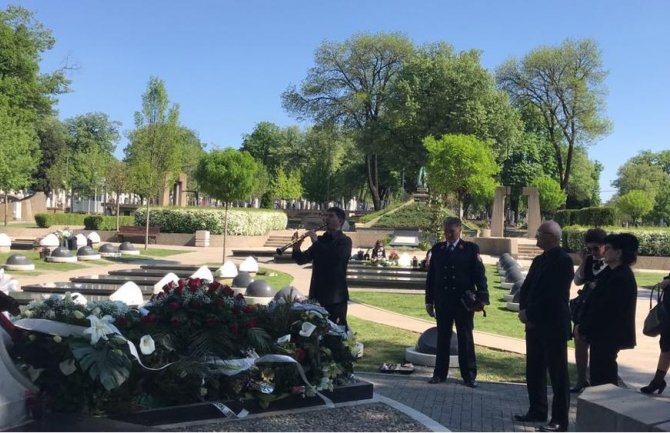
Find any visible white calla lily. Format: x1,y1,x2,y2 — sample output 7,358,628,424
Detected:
82,314,121,345
139,335,156,355
59,359,77,376
299,322,317,338
277,334,291,344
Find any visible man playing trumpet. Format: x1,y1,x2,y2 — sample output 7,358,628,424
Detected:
292,207,352,328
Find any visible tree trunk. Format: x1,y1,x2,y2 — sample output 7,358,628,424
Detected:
144,199,150,250
3,192,8,227
366,154,382,210
116,192,120,231
223,202,229,262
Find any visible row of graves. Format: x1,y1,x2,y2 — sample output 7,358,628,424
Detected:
0,252,372,430
497,253,527,311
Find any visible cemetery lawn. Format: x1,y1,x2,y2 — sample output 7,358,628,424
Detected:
0,250,87,272
256,267,293,289
349,316,529,382
351,264,527,340
633,271,668,289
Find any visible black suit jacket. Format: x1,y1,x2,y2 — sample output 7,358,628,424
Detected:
579,264,637,349
519,246,574,341
292,230,352,305
425,240,488,307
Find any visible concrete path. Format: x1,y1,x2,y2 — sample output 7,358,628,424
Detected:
8,243,669,431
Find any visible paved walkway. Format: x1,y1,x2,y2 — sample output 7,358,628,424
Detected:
8,244,669,431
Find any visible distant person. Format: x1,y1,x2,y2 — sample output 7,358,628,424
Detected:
371,240,386,260
570,228,607,393
640,276,670,395
515,220,573,433
292,207,352,328
424,217,488,388
577,233,638,387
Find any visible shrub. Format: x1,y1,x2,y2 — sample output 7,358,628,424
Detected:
84,215,136,230
34,213,88,228
359,200,407,223
562,225,670,256
134,207,287,235
555,207,616,228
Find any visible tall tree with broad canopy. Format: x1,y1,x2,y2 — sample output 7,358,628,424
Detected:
282,32,414,210
105,159,130,231
383,42,522,185
497,39,611,190
125,77,182,249
194,148,257,261
0,99,40,225
424,134,499,219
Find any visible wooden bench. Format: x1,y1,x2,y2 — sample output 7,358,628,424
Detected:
117,226,160,244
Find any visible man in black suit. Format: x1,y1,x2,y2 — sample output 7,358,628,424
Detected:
425,217,488,388
292,206,352,327
515,220,574,432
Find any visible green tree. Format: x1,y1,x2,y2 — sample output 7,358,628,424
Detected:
499,133,545,220
565,148,602,208
282,32,415,210
0,99,39,225
64,112,120,212
125,77,182,249
497,39,611,190
270,169,303,201
424,134,499,219
105,159,130,231
532,176,567,217
176,126,206,203
616,190,654,226
241,122,308,177
613,160,667,199
34,116,68,194
384,42,522,182
194,148,257,261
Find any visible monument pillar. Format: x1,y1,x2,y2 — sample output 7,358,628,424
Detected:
491,186,510,237
523,186,541,239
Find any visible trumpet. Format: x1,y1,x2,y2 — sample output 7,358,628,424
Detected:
276,223,328,255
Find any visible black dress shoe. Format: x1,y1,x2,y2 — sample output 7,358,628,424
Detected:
537,422,567,432
427,376,446,384
570,381,589,393
464,379,478,388
514,413,547,423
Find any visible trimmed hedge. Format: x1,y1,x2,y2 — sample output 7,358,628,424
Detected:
84,215,136,231
555,207,616,228
563,225,670,256
134,207,287,235
34,213,88,228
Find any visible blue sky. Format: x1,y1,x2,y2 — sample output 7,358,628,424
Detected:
7,0,670,202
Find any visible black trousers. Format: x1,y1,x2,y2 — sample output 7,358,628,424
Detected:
324,301,348,328
525,329,570,427
433,303,476,381
589,341,619,386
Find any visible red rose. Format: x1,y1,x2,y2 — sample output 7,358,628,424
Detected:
156,292,165,300
206,318,217,327
245,319,258,328
170,318,181,328
140,313,157,324
229,323,239,335
168,302,180,311
208,281,220,293
243,305,255,314
222,286,234,297
215,298,225,308
189,278,201,290
174,286,184,296
232,305,241,314
294,348,306,363
178,279,186,289
162,284,172,293
235,293,245,301
291,385,305,395
115,317,129,328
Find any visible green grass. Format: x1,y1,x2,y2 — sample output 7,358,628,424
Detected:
351,264,528,340
256,267,293,290
350,316,533,383
136,248,189,257
634,271,668,289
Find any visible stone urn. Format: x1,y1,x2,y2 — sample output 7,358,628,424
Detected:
480,228,491,238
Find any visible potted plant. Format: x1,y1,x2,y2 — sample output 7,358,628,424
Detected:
479,220,491,238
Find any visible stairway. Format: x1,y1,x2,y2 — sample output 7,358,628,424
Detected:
264,234,294,248
517,243,543,260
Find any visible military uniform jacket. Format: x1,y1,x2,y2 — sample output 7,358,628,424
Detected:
292,231,352,306
519,246,574,341
425,240,488,307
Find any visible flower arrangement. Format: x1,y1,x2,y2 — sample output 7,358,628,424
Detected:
10,279,357,415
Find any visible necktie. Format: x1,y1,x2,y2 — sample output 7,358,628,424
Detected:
448,243,455,252
594,260,604,270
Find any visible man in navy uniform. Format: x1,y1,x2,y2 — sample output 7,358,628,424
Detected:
425,217,488,387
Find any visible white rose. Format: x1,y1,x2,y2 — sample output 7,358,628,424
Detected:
53,335,62,343
73,310,85,320
59,359,77,376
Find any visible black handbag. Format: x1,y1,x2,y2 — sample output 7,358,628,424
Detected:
569,285,593,323
643,283,670,337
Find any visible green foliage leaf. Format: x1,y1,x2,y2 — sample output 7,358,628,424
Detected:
70,340,131,391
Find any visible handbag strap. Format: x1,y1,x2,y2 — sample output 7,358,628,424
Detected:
651,283,666,310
